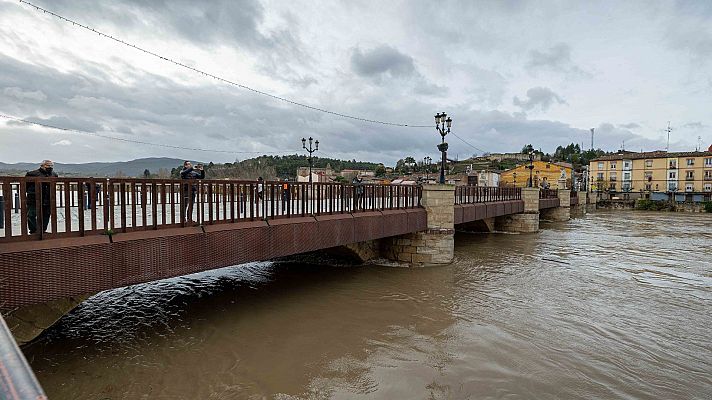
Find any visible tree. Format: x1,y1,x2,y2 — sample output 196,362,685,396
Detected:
374,164,386,177
143,169,151,178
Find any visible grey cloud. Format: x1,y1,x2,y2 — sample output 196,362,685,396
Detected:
683,121,707,129
526,43,591,78
619,123,641,129
351,45,416,78
3,87,47,101
513,87,567,112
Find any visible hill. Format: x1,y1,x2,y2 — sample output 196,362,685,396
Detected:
0,157,188,177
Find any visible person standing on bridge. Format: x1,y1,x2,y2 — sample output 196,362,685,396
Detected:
25,160,58,234
353,176,365,210
180,161,204,223
281,178,290,213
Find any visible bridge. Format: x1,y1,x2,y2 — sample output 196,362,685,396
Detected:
0,177,590,344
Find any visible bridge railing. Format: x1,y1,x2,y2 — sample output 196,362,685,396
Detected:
0,177,421,242
454,186,521,205
539,188,559,199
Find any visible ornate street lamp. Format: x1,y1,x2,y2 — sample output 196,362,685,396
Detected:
301,137,319,185
527,151,535,188
423,156,432,181
435,112,451,184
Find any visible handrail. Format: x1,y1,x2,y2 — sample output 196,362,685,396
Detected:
539,188,558,199
0,177,422,243
454,186,521,205
0,315,47,400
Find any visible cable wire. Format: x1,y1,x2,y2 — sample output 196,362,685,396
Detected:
450,132,487,154
17,0,433,128
0,113,299,155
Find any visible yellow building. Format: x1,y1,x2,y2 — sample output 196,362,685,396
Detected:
500,161,573,189
589,150,712,193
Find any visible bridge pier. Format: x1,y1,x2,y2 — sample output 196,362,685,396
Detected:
382,184,455,266
4,295,88,345
540,187,571,222
570,190,587,217
495,187,540,233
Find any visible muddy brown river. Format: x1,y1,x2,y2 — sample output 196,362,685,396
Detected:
22,211,712,399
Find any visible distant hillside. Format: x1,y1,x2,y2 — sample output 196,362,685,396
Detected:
0,158,189,177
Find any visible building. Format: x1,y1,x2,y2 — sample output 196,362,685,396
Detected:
296,166,335,183
469,170,500,187
588,150,712,194
482,152,542,162
499,161,573,189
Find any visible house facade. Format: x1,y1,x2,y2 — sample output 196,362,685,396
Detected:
589,150,712,193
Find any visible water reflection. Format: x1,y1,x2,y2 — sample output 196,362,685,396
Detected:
24,211,712,399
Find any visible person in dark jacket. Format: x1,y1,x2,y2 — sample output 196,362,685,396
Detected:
180,161,204,222
25,160,58,234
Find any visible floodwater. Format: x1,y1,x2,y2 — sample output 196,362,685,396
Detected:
23,211,712,399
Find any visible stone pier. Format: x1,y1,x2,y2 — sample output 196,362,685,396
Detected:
495,187,540,233
570,190,587,217
541,187,571,221
384,184,455,266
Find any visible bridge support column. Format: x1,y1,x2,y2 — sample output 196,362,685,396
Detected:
495,187,540,233
384,184,455,266
586,191,598,212
570,190,587,217
4,295,88,345
541,188,571,221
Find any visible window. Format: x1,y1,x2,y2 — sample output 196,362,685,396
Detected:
609,172,617,181
644,172,653,181
645,184,652,191
669,160,677,169
623,161,631,169
609,183,616,190
668,182,678,191
705,183,712,192
705,158,712,167
687,158,695,166
686,171,695,180
597,172,604,180
685,183,694,192
645,160,653,168
705,170,712,180
669,171,677,179
610,162,617,169
598,162,604,169
623,172,631,181
622,182,631,191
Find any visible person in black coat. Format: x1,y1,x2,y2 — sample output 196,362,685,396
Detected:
180,161,205,222
25,160,58,234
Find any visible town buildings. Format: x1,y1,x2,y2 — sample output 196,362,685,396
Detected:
588,149,712,194
499,161,573,189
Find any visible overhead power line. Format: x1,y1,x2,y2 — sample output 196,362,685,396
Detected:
450,132,487,154
17,0,433,129
0,113,299,155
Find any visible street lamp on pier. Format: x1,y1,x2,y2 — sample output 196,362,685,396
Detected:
526,151,535,188
301,137,319,184
423,156,432,181
434,112,452,184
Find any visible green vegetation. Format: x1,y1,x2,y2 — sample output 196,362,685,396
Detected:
635,199,675,211
703,201,712,213
170,154,379,180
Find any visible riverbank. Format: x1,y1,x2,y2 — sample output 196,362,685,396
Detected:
595,198,712,213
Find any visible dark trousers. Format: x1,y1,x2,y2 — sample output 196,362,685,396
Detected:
27,202,51,234
183,189,196,221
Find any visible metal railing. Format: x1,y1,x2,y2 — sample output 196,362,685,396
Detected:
0,315,47,400
539,188,559,199
0,177,421,243
454,186,521,205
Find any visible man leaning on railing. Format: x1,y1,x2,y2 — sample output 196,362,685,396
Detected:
25,159,58,234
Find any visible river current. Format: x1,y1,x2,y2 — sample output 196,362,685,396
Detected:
23,211,712,399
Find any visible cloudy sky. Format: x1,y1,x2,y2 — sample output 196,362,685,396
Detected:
0,0,710,165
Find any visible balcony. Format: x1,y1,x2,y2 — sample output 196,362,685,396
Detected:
705,176,712,181
609,177,617,182
685,176,695,181
668,165,677,169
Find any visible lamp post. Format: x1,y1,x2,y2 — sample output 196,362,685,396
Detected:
423,156,432,181
301,137,319,184
513,172,517,187
526,151,535,188
435,112,452,184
